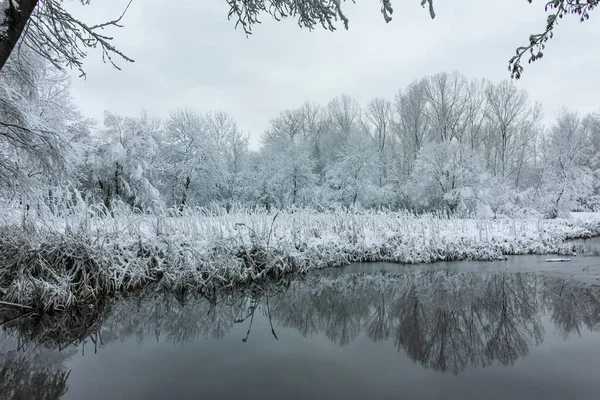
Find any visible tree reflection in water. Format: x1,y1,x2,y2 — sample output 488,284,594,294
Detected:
1,270,600,398
0,330,74,400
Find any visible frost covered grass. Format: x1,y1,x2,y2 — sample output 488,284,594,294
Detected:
1,201,600,310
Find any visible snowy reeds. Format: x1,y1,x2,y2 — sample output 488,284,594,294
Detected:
1,200,600,310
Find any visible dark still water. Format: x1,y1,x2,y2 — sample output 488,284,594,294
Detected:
2,266,600,400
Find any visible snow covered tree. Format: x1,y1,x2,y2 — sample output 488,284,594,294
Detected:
484,80,542,185
160,109,224,208
509,0,599,79
0,45,83,200
423,72,468,143
463,78,490,152
321,93,363,169
0,0,134,75
325,131,378,207
393,78,429,179
81,111,161,211
297,101,329,176
363,97,394,190
539,109,593,218
205,111,250,205
245,151,280,210
581,111,600,210
261,109,317,207
364,98,393,154
326,94,361,141
407,140,484,214
480,176,517,218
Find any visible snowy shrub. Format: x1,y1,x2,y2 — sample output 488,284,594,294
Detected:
1,204,599,310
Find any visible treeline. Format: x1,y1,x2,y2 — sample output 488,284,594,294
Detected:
1,48,599,217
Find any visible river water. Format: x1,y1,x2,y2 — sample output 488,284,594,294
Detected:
1,239,600,400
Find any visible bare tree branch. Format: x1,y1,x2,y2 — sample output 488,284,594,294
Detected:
509,0,598,79
0,0,134,76
1,0,597,81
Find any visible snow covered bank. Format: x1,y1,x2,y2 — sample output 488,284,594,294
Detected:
570,212,600,222
1,207,600,310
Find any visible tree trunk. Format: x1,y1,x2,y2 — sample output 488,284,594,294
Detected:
0,0,39,72
179,176,190,211
114,162,121,197
104,184,112,211
292,174,297,205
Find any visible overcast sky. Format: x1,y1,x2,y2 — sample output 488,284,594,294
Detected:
67,0,600,149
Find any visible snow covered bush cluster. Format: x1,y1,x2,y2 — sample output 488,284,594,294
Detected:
1,204,599,309
2,47,600,218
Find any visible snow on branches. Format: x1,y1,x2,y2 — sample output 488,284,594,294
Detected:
225,0,436,34
510,0,599,79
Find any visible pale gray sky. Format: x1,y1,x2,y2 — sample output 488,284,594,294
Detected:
67,0,600,149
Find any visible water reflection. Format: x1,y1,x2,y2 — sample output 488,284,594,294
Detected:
0,330,74,400
576,237,600,257
1,271,600,398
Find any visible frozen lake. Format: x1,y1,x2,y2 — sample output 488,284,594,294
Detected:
2,240,600,400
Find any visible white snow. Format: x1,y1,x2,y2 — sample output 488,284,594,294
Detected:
2,205,599,309
570,212,600,222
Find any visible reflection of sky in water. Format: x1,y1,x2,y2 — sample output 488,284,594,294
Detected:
2,267,600,400
61,315,600,400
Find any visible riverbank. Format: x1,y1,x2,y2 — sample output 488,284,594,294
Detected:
1,208,600,310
